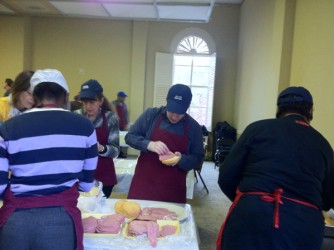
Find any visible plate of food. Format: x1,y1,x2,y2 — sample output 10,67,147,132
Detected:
139,203,190,222
123,219,180,247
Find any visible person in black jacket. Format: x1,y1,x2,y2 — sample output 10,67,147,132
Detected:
217,86,334,250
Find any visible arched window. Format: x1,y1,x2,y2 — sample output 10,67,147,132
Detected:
173,29,216,131
154,28,216,131
176,35,210,54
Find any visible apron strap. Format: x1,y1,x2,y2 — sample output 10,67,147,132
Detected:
216,188,318,250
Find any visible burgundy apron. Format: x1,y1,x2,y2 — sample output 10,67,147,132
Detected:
216,188,319,250
94,112,117,186
128,115,188,203
116,105,126,130
0,185,84,250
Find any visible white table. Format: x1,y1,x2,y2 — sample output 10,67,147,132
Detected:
119,131,128,147
78,196,199,250
114,158,196,199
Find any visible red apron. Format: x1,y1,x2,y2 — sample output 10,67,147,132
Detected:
0,185,83,250
94,112,117,186
116,105,126,130
128,115,188,203
216,188,319,250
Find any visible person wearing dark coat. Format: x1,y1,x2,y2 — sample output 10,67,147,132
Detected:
217,86,334,250
125,84,204,203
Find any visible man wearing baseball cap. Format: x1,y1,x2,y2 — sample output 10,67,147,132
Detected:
217,86,334,250
0,69,98,250
125,83,204,203
112,91,129,158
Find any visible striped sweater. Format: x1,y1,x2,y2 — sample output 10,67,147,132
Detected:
0,108,98,197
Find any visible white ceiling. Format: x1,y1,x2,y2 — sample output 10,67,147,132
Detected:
0,0,243,23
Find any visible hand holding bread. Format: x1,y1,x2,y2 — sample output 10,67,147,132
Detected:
159,151,181,166
147,141,170,155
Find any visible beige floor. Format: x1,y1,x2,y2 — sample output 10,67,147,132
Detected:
110,161,231,250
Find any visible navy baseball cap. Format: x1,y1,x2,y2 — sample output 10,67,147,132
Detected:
117,91,128,97
277,86,313,105
79,79,103,99
166,84,192,114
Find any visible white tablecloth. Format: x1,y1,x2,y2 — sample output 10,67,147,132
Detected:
119,131,128,147
114,158,196,199
78,197,199,250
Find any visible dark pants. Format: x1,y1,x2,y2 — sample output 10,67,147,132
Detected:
0,206,76,250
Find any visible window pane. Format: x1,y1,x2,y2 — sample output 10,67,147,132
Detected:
189,107,207,126
173,65,191,85
176,36,209,54
174,56,192,66
191,87,208,107
193,56,211,66
192,66,210,86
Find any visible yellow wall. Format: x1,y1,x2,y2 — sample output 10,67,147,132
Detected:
0,5,240,127
290,0,334,144
2,0,334,146
31,17,133,102
234,0,287,132
234,0,334,147
0,16,26,83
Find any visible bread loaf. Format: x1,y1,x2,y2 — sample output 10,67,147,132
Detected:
159,153,180,165
114,199,141,218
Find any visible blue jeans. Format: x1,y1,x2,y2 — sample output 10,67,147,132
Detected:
0,206,76,250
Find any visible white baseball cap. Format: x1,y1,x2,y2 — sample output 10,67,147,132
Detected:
30,69,69,93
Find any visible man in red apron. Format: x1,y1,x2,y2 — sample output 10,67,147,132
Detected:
112,91,129,131
216,86,334,250
125,84,204,203
112,91,129,158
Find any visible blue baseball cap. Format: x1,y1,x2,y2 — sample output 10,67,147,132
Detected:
277,86,313,105
79,79,103,99
166,84,192,114
117,91,128,97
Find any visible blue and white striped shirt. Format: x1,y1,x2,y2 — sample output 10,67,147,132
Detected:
0,108,98,198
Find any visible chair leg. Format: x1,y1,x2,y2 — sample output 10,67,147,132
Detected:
196,170,209,194
193,169,198,183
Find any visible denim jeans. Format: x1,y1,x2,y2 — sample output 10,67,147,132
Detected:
0,206,76,250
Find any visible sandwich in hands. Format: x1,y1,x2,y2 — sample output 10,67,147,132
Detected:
159,152,181,165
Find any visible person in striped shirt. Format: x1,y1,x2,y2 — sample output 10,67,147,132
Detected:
0,69,98,250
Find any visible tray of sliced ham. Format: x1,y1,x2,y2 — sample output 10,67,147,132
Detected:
141,204,190,222
123,219,180,247
82,213,125,236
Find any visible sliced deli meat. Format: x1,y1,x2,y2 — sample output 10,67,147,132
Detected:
96,214,126,234
126,219,179,247
136,207,178,221
82,216,98,233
